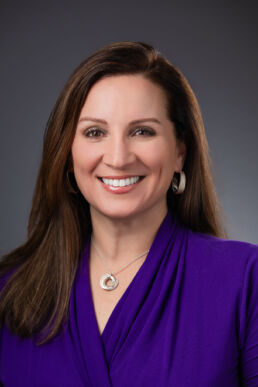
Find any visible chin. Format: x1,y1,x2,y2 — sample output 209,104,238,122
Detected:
91,204,145,221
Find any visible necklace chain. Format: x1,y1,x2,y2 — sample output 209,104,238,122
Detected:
91,239,150,276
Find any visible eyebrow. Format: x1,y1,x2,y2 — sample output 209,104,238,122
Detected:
78,116,162,125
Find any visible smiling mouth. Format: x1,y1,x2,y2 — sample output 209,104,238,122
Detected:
98,176,144,187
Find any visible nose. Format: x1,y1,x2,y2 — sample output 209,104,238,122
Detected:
102,136,136,169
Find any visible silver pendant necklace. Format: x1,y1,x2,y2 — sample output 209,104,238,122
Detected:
91,240,150,291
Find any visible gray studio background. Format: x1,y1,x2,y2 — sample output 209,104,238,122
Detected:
0,0,257,254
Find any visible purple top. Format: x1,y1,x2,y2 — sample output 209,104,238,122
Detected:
0,213,258,386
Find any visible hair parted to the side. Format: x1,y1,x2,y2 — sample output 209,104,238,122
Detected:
0,41,226,344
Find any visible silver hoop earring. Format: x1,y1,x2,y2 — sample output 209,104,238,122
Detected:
171,171,186,194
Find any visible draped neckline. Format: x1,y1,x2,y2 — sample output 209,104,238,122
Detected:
84,212,176,339
70,211,177,385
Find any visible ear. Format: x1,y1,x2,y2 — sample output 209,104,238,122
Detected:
175,140,187,171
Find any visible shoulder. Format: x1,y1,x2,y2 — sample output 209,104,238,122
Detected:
0,267,17,294
187,228,258,264
182,228,258,288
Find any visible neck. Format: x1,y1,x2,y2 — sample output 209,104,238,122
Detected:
90,203,168,267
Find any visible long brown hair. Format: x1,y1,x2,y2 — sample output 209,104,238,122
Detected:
0,41,226,344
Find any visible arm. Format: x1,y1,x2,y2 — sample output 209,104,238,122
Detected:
239,246,258,386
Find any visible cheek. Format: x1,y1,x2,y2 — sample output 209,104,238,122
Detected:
71,142,96,173
141,142,176,172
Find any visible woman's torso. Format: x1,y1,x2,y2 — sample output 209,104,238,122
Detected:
1,214,257,386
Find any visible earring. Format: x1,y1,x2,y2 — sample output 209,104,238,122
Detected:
66,171,79,194
171,171,186,194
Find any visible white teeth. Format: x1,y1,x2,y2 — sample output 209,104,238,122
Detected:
102,176,140,187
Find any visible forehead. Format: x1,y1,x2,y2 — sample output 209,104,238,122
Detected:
79,74,169,121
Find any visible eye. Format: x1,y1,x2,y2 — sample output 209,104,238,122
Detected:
84,127,106,138
131,127,156,137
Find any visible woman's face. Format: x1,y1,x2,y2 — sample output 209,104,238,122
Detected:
71,74,186,221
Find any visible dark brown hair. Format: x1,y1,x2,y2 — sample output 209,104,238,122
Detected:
0,41,225,344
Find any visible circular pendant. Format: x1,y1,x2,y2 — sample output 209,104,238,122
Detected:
100,273,119,291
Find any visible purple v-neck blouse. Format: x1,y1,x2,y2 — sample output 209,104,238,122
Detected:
0,213,258,386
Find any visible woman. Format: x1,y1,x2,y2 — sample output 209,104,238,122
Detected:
0,42,257,386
